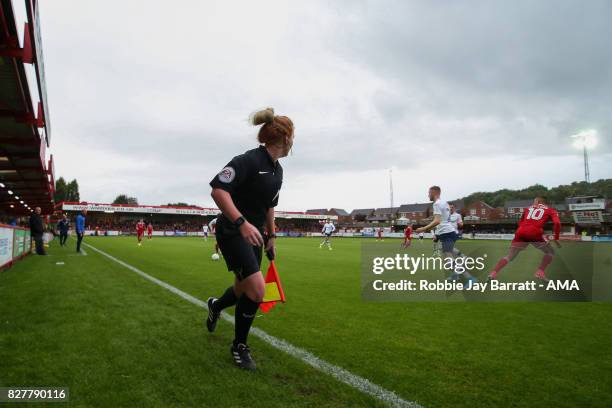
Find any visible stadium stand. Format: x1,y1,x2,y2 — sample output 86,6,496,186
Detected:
0,0,53,269
57,202,336,235
0,0,53,216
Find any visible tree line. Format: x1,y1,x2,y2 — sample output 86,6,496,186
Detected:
53,177,80,202
462,178,611,208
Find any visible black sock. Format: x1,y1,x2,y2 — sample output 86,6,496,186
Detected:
214,286,237,312
234,295,260,346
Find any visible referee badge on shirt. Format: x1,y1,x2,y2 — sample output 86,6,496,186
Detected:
218,166,236,183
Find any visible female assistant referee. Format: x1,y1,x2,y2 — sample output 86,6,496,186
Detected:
206,108,294,370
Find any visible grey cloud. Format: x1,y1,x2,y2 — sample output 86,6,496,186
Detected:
39,0,611,208
329,0,612,154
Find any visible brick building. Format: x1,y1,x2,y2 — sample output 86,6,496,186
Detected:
464,200,503,221
397,203,431,222
504,200,533,218
350,208,375,222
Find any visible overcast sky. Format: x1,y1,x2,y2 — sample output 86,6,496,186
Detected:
38,0,611,211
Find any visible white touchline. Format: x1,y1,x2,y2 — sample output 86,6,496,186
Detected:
83,243,421,408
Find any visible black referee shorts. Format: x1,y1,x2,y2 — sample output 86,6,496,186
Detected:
216,230,263,281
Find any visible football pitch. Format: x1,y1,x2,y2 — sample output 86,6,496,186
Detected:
1,236,611,407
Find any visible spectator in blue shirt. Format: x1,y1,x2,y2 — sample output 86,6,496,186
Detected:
75,210,87,253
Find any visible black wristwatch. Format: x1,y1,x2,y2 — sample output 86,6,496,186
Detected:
233,216,246,228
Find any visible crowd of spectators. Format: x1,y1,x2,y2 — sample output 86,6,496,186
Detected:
3,214,587,236
276,223,321,233
0,216,25,227
0,213,532,236
83,220,204,233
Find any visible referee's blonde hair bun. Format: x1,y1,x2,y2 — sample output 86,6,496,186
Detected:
251,108,275,126
251,107,293,145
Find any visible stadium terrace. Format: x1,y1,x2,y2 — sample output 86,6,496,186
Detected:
56,202,337,235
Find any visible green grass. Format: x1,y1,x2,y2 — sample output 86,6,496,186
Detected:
1,236,611,407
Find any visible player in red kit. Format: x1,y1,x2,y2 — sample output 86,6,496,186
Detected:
402,224,413,248
136,219,146,246
488,197,561,281
147,223,153,239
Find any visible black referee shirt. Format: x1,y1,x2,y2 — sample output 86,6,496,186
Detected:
210,145,283,229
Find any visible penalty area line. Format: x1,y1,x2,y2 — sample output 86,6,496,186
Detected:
83,242,421,408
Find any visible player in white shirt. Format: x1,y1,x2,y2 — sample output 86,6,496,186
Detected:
319,219,336,250
208,217,220,255
202,224,209,241
208,217,217,232
448,204,466,258
415,186,477,284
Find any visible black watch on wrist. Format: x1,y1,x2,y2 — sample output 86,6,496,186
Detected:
233,216,246,228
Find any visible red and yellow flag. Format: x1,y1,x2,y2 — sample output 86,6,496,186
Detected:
260,260,285,313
